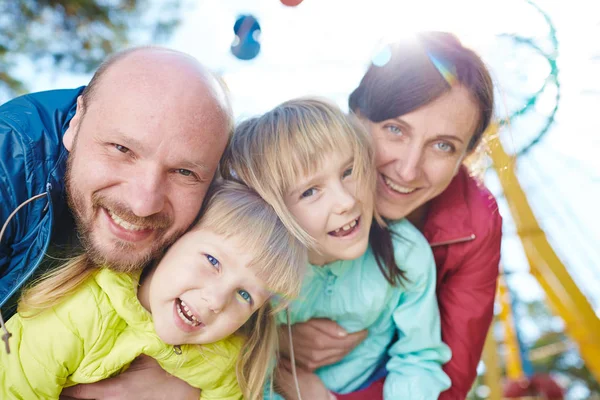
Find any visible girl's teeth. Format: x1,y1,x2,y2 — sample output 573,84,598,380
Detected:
108,210,146,231
335,219,358,233
384,176,416,194
178,299,200,326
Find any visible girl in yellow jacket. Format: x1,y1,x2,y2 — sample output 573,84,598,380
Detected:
0,181,306,400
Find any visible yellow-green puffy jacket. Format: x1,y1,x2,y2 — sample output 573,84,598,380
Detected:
0,268,244,400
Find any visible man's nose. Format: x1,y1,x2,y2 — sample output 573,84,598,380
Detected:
127,166,166,217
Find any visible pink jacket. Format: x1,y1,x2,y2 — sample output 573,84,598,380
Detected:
337,167,502,400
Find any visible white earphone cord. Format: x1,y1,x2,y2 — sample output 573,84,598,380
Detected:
286,308,303,400
0,192,48,354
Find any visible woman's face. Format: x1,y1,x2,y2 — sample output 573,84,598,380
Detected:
363,85,480,221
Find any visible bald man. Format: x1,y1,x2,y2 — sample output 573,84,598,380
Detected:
0,47,232,399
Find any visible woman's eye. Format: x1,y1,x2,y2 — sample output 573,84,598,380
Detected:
386,125,403,135
342,168,353,179
435,142,455,153
237,290,253,304
300,188,316,198
113,144,130,153
206,254,219,268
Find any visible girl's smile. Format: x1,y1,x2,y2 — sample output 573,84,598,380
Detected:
173,298,204,332
328,216,361,238
285,151,373,266
137,228,271,345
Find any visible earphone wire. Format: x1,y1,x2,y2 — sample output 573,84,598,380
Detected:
286,307,303,400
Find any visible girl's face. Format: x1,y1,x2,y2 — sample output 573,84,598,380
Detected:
138,228,270,345
364,85,480,221
284,149,373,266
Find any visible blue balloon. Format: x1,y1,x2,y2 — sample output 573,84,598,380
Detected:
231,14,261,61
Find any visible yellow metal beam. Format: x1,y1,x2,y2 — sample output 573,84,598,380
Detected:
482,327,503,400
489,126,600,382
497,275,524,380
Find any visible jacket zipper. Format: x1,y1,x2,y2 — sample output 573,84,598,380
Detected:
430,233,476,248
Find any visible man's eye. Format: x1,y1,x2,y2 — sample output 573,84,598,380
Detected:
177,169,193,177
206,254,219,268
113,144,130,153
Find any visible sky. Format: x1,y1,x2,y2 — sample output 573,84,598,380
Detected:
19,0,600,360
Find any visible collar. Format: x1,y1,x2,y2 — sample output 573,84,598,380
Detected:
309,258,354,277
422,166,476,247
94,268,155,332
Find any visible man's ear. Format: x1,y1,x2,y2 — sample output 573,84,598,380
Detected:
63,95,85,152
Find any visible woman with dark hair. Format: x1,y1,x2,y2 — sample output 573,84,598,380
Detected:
280,32,502,400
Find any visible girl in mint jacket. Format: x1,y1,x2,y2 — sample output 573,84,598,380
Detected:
0,181,306,400
223,98,452,399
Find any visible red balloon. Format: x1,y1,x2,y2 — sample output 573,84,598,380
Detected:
280,0,304,6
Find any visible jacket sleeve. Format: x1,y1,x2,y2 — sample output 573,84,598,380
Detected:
383,236,452,400
332,378,384,400
438,211,502,400
0,88,82,306
0,309,85,399
199,368,243,400
195,337,244,400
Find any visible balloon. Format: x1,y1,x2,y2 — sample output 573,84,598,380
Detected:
280,0,304,6
231,14,261,61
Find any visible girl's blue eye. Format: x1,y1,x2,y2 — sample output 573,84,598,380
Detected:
342,168,353,178
206,254,219,268
238,290,253,304
387,125,402,135
301,188,316,198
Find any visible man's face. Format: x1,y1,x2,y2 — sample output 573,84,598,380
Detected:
64,69,228,272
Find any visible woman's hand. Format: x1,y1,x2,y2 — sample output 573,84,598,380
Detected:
279,318,367,371
274,358,337,400
60,355,200,400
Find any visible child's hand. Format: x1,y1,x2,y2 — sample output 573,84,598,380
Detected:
60,355,200,400
279,318,367,371
275,358,337,400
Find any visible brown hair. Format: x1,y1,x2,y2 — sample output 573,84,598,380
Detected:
349,31,494,152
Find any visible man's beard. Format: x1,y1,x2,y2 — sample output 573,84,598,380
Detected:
64,149,182,273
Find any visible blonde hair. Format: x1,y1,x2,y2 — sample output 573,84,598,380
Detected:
221,97,382,250
193,180,306,399
19,180,306,400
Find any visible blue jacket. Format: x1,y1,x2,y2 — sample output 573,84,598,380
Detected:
270,219,452,400
0,88,83,311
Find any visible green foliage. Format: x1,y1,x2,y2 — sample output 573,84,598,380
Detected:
0,0,182,99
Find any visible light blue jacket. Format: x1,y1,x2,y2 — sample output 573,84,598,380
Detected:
272,219,451,400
